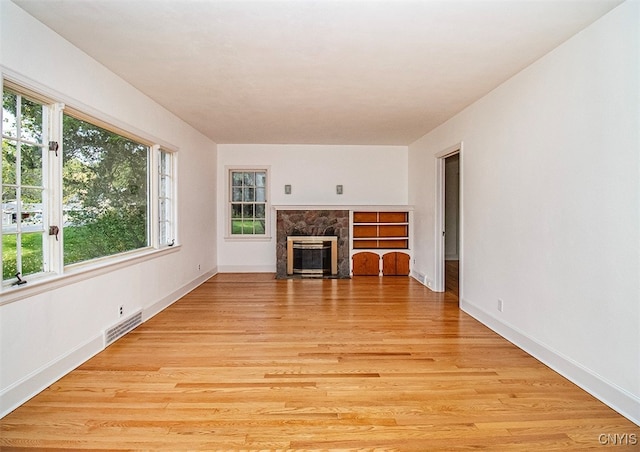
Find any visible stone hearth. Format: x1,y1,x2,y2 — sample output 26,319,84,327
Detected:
276,210,349,278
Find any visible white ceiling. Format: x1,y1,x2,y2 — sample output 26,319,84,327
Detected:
13,0,622,145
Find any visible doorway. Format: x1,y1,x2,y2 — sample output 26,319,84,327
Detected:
435,145,462,297
444,154,460,296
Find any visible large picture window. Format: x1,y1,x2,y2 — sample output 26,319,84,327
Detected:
229,169,267,236
1,82,177,288
62,113,149,265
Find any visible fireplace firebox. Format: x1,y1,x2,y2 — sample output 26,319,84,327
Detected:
287,236,338,277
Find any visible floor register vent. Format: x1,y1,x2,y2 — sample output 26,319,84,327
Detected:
104,310,143,347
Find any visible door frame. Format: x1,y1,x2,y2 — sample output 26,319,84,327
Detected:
434,143,463,295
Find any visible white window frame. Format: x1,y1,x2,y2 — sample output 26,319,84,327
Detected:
1,76,180,301
226,166,271,240
1,84,56,282
155,145,178,248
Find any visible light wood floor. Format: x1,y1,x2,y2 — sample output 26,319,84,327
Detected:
2,274,638,450
445,260,459,297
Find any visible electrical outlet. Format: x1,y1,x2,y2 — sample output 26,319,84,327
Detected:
119,305,124,317
497,299,504,312
198,264,201,271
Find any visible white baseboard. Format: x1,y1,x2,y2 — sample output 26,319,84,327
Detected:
0,334,103,418
410,270,426,285
460,298,640,427
143,268,217,322
217,265,276,273
410,270,437,291
0,269,218,419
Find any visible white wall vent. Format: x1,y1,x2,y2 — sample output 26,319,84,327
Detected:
104,311,142,347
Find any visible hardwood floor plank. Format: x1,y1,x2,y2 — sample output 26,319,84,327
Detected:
1,274,638,450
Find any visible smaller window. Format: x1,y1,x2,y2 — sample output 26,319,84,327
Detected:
158,149,175,247
2,88,50,282
229,169,267,236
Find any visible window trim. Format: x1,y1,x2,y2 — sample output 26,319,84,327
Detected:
225,165,271,240
63,106,155,148
1,74,180,297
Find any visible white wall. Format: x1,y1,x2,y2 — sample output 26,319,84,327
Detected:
0,2,218,417
409,1,639,423
217,144,408,272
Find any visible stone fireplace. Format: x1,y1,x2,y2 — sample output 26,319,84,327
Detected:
276,209,349,278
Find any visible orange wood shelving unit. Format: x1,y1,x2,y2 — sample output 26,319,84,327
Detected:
352,211,410,276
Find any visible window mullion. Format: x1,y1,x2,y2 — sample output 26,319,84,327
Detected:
38,101,50,275
47,102,64,274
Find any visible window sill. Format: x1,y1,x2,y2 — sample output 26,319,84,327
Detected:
224,235,273,242
0,245,181,306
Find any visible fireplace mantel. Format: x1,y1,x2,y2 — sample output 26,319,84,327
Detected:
273,205,413,211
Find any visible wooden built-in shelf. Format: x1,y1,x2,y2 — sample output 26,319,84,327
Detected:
352,211,409,249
